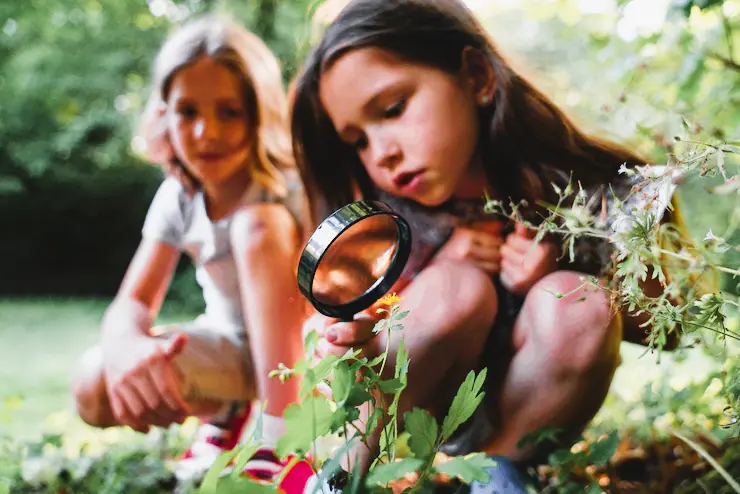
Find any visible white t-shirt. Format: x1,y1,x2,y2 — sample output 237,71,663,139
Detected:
141,172,307,334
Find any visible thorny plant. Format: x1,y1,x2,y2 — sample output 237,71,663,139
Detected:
482,138,740,430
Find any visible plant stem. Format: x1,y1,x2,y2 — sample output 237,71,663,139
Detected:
670,428,740,493
657,248,740,277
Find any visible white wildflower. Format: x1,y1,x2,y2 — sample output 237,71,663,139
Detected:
704,229,720,242
618,163,633,175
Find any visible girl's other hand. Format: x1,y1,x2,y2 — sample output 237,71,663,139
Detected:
431,220,504,275
500,223,559,296
302,311,381,359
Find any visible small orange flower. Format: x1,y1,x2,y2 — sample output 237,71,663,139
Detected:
378,292,402,306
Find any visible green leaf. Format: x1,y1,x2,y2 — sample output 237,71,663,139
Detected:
205,475,280,493
586,481,604,494
330,405,359,435
395,338,410,380
199,448,240,494
346,382,374,408
300,355,339,396
304,329,320,359
403,408,438,460
373,319,387,334
367,407,383,437
276,395,333,458
517,427,563,449
548,449,575,468
379,423,397,455
313,437,360,492
588,430,620,466
389,338,410,417
365,458,425,487
230,441,259,479
434,453,497,484
331,361,353,406
394,310,410,320
378,378,404,394
441,369,487,441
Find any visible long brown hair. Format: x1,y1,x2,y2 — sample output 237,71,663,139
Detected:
291,0,647,223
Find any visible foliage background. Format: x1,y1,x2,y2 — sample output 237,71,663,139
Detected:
0,0,739,492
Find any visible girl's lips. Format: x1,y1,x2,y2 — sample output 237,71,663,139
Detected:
393,170,423,188
198,153,225,161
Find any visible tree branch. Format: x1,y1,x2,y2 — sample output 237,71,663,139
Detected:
710,53,740,73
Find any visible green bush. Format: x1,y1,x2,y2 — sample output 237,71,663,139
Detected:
0,164,202,313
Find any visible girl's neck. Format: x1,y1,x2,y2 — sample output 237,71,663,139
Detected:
202,168,253,222
453,155,497,201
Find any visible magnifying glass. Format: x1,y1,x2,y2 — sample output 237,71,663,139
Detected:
297,200,412,321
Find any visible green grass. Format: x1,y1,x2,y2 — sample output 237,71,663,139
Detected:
0,298,198,441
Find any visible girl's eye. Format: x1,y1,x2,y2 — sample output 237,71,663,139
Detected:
220,107,243,119
177,105,197,119
383,98,406,119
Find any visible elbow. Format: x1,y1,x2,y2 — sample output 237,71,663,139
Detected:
230,204,299,261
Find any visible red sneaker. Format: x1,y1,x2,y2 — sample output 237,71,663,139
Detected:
240,447,324,493
174,402,252,481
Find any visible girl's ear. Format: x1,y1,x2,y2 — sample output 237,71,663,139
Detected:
460,46,496,107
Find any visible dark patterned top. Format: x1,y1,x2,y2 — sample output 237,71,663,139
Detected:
375,164,680,285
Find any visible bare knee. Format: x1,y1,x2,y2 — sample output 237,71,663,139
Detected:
70,346,114,428
410,261,498,357
528,271,621,373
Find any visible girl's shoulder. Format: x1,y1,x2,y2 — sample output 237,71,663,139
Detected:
142,176,195,247
246,167,311,236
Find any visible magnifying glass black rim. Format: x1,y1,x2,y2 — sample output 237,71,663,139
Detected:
297,200,411,321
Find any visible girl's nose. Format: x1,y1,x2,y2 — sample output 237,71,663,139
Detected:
193,117,219,141
369,134,401,171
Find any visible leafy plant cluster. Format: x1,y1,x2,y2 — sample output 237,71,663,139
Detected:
198,295,497,493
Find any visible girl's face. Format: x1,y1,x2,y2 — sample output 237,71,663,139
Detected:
319,47,483,207
164,56,251,188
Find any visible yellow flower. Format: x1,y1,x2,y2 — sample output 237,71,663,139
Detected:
378,292,402,306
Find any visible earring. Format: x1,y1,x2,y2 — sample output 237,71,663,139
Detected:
480,95,491,105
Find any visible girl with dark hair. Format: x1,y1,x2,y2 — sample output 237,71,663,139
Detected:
291,0,681,490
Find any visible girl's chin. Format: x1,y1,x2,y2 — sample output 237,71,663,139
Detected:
406,188,452,208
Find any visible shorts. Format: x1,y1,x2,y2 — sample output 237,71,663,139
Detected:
151,315,257,403
439,276,526,456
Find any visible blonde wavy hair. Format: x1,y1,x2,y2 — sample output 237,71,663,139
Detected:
136,14,294,197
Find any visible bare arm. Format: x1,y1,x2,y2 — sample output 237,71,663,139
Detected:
230,203,309,416
101,238,181,341
99,238,189,431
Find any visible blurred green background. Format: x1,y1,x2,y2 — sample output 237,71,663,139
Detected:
0,0,738,481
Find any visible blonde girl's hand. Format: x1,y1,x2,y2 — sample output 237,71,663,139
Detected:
102,333,192,432
499,223,560,296
431,220,504,275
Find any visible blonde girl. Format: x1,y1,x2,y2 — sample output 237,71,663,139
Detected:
71,14,311,483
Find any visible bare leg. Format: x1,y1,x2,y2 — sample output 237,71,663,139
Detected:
330,261,499,471
483,271,622,461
